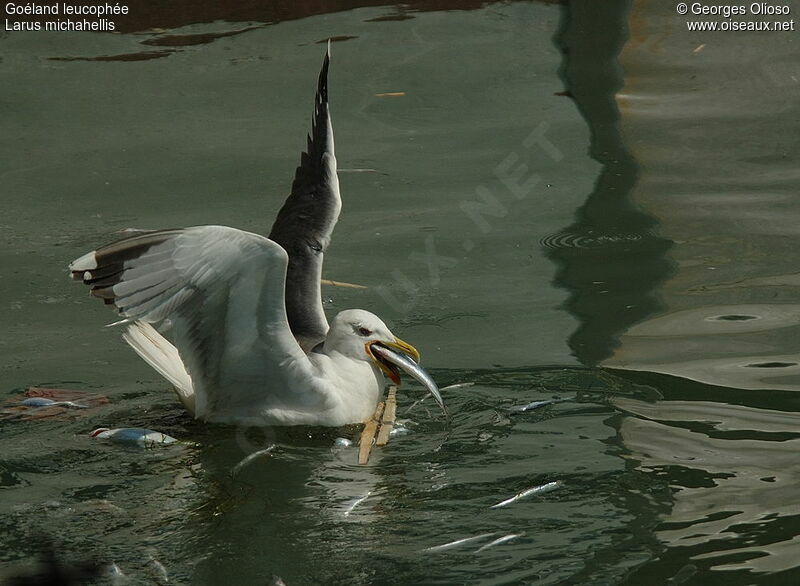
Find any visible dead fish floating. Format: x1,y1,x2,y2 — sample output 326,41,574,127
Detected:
475,533,523,552
90,428,178,448
507,397,574,413
423,532,499,553
489,480,563,509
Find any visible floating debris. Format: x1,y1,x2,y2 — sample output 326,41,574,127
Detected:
90,428,178,448
21,397,88,409
342,491,372,516
475,533,523,552
231,445,275,477
374,91,405,97
375,387,397,446
490,480,562,509
358,401,384,465
358,385,409,464
423,532,498,553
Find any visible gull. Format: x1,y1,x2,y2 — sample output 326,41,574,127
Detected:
68,46,444,427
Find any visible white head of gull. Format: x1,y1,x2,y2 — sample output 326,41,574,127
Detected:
68,46,444,427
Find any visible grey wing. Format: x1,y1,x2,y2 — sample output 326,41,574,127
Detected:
268,46,341,351
69,226,314,420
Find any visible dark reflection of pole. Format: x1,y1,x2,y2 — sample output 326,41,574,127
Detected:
545,0,673,366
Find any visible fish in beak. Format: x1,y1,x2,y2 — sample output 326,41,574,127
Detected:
366,339,447,416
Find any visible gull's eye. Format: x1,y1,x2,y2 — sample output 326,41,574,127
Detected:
357,326,372,336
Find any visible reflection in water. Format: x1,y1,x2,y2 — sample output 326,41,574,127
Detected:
614,391,800,579
614,304,800,390
604,1,800,392
544,5,800,581
545,0,673,365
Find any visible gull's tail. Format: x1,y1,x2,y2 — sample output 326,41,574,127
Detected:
122,322,196,415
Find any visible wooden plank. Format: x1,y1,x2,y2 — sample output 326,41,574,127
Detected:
358,401,384,464
375,387,397,446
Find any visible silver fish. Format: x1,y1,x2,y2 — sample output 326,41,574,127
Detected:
342,491,372,516
424,532,498,553
370,344,447,416
489,480,562,509
231,445,275,477
439,382,475,392
475,533,523,552
507,397,574,413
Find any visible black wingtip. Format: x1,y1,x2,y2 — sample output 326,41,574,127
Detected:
317,42,330,103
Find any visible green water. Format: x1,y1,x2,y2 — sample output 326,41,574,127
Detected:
2,1,799,584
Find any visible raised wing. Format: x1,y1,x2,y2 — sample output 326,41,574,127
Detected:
269,45,342,351
69,226,320,422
